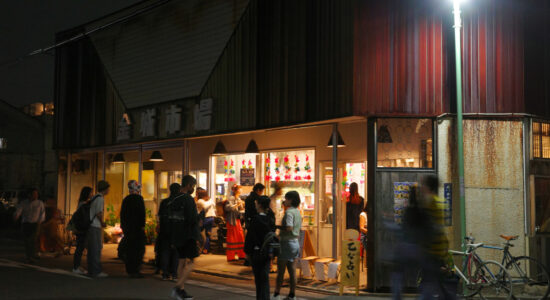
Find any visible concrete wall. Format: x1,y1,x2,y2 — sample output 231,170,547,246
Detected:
463,119,526,260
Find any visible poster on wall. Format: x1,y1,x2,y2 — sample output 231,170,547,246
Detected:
393,182,417,224
444,183,452,226
240,168,255,186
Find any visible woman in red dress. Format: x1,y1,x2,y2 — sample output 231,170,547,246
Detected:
224,185,246,261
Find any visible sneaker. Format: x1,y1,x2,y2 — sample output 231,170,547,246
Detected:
283,297,296,300
272,295,281,300
72,268,86,275
162,274,170,281
171,276,178,282
178,289,193,299
171,287,180,299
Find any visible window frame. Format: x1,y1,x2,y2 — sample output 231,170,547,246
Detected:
374,117,437,171
532,120,550,160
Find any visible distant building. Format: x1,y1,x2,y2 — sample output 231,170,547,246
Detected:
0,100,57,201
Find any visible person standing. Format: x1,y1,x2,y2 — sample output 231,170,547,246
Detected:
87,180,110,278
224,185,246,261
158,183,182,281
196,188,216,254
120,180,146,278
170,175,200,300
72,186,92,274
345,182,364,231
14,188,45,263
273,191,302,300
359,204,368,266
244,183,265,229
245,196,274,300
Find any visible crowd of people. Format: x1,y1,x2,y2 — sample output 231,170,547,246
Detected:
9,173,452,300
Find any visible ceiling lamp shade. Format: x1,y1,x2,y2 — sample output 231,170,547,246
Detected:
377,125,393,143
245,139,260,154
149,150,164,162
327,131,346,148
212,140,228,155
113,153,125,164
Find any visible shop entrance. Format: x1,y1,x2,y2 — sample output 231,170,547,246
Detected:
531,176,550,270
319,161,367,259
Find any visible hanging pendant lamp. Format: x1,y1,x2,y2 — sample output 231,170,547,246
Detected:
245,139,260,154
327,131,346,148
212,140,228,155
149,150,164,162
113,153,125,164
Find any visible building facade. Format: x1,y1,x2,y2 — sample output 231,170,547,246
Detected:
54,0,550,291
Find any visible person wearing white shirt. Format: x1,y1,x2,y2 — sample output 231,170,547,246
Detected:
14,188,45,263
196,189,216,254
87,180,110,278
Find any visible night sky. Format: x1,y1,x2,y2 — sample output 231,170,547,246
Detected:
0,0,140,107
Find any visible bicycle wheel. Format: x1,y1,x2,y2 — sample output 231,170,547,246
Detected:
474,260,513,300
459,257,483,298
506,256,550,300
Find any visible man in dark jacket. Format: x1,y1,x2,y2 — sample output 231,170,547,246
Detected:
120,180,146,278
157,183,181,281
169,175,199,300
244,183,265,228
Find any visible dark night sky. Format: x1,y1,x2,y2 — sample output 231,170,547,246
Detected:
0,0,141,107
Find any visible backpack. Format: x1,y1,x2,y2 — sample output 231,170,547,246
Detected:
69,195,99,233
166,194,187,247
260,231,280,258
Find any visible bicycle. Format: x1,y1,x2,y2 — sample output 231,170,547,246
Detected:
448,236,513,299
480,235,550,300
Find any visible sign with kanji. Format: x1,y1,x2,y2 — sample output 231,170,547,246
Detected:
240,168,255,186
165,104,182,135
340,229,360,295
116,113,132,141
140,108,157,137
444,183,452,226
194,98,213,131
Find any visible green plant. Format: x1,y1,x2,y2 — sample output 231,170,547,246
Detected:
144,208,157,245
105,203,120,227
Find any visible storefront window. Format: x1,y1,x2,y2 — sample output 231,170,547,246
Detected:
377,118,433,168
264,150,315,226
190,170,208,197
533,121,550,159
211,153,259,202
104,151,139,218
535,178,550,233
68,153,98,214
141,148,183,215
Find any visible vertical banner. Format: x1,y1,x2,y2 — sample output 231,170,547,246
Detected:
443,183,452,226
393,182,417,224
340,229,360,296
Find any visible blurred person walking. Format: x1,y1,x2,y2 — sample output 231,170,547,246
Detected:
120,180,146,278
13,188,45,263
196,188,216,254
169,175,200,300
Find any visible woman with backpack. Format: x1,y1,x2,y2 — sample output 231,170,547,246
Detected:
244,196,275,300
72,186,92,274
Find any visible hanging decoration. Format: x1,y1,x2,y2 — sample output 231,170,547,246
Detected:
284,155,291,180
360,164,365,184
224,159,229,182
265,156,271,181
242,159,246,169
342,169,349,199
293,155,302,180
248,159,253,169
304,154,312,181
228,159,236,181
274,157,281,181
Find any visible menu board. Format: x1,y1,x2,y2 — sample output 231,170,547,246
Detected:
240,168,255,186
393,182,417,224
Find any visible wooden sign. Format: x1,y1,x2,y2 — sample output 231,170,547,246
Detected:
340,229,360,296
240,168,255,186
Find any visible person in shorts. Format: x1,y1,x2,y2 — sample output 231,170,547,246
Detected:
273,191,302,300
169,175,200,300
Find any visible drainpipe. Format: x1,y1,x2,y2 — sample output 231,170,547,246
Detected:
453,0,467,247
332,124,338,259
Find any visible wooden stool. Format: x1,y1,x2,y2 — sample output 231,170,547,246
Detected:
299,256,319,279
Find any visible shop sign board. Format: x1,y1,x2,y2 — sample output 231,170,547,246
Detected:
340,229,360,296
444,183,452,226
240,168,255,186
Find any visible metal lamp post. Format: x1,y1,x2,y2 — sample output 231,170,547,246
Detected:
453,0,467,247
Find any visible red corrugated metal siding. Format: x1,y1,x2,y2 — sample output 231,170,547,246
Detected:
353,0,450,116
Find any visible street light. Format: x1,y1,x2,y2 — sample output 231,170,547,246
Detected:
452,0,467,248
